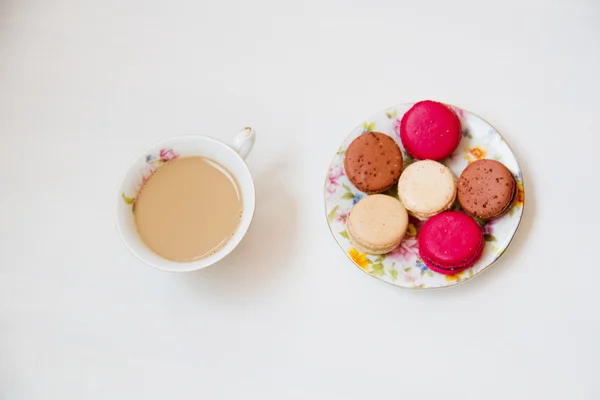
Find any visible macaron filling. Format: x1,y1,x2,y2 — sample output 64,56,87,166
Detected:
420,236,484,273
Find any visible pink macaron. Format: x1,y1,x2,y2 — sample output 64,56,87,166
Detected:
418,211,484,275
399,100,461,161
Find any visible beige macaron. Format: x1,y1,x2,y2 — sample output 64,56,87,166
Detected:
398,160,457,220
347,194,409,255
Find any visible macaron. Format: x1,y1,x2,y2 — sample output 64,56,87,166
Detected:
344,132,403,194
399,100,461,161
397,160,457,220
347,194,409,255
457,159,517,220
418,211,484,275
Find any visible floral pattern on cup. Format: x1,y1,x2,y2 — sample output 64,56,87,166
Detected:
159,148,179,162
122,148,180,211
325,103,525,289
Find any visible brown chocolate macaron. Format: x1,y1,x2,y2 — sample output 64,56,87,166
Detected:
344,132,403,194
457,159,517,220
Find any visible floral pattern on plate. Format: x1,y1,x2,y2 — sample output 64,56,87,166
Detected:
324,103,524,289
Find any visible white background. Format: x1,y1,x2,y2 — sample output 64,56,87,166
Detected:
1,0,598,398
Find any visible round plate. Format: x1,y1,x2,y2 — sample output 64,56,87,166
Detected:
324,103,524,289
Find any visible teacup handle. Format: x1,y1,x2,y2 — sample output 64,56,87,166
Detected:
231,127,256,160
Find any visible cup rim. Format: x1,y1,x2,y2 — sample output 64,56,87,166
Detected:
113,134,256,272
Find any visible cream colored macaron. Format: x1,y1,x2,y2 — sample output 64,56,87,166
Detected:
398,160,457,220
347,194,409,255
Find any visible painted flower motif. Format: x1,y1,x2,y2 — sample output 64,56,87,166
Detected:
386,217,424,264
415,258,428,272
348,248,370,270
393,118,401,138
122,193,135,205
447,105,465,119
140,162,159,186
352,192,365,205
465,146,487,163
159,148,179,162
326,166,345,196
405,222,418,237
336,209,350,224
362,121,376,133
445,269,470,282
401,270,418,284
516,181,524,206
483,219,496,236
387,236,419,263
385,108,398,119
145,154,153,163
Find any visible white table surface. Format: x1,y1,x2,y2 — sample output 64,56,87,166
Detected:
1,0,599,398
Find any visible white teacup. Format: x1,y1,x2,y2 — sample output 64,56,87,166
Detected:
114,128,256,272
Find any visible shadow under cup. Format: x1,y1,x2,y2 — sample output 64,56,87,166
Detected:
114,135,256,272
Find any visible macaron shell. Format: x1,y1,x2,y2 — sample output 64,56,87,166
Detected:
344,132,403,194
347,194,408,254
493,181,517,218
398,160,457,219
399,101,461,161
347,215,398,255
418,211,484,269
421,237,484,272
457,159,517,219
